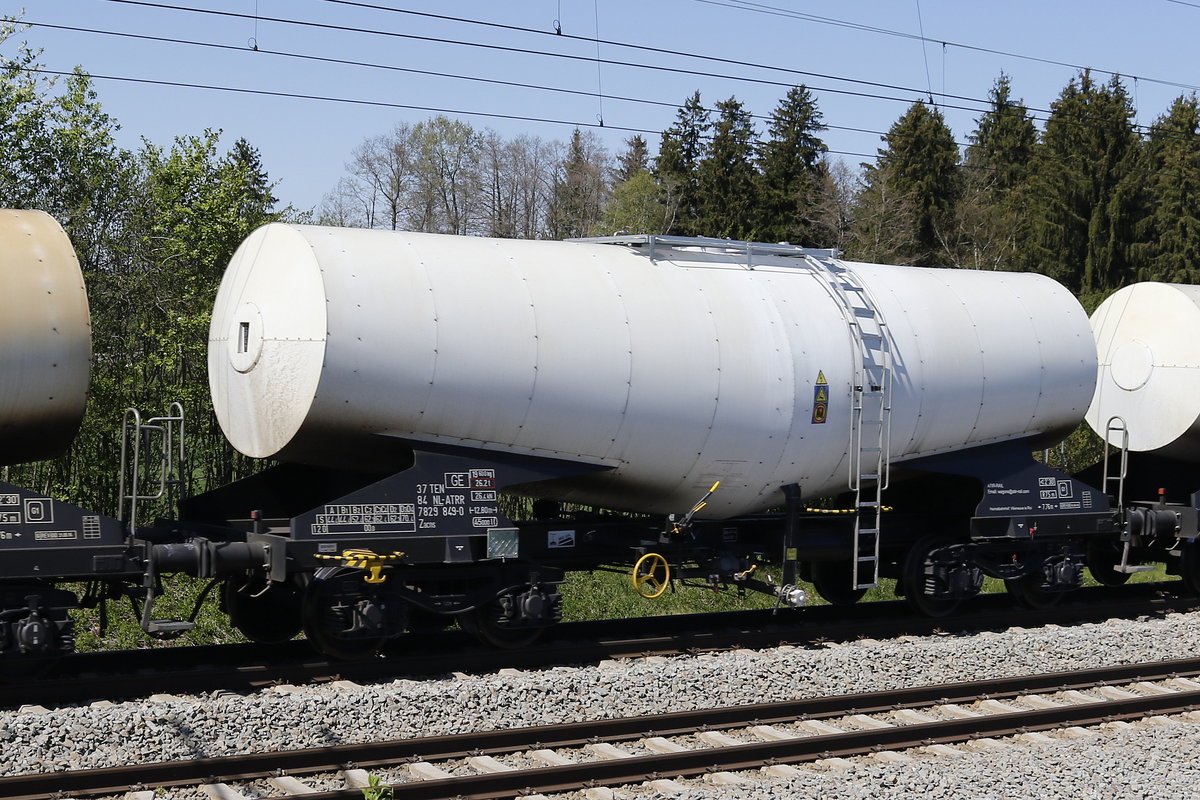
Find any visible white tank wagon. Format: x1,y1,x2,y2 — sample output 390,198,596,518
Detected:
209,226,1097,518
1087,282,1200,458
0,209,92,466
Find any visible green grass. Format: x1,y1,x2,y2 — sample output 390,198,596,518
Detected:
62,560,1181,652
561,559,1177,621
68,576,242,651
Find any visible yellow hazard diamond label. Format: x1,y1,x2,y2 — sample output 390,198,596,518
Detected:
812,370,829,424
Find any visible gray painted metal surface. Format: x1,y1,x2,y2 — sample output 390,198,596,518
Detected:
1088,281,1200,457
210,226,1096,517
0,209,91,466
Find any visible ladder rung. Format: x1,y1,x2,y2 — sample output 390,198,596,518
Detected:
854,582,878,589
855,556,877,563
860,473,880,480
858,501,880,508
858,529,879,536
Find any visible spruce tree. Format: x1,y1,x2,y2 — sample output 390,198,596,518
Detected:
230,137,279,214
546,128,608,239
1026,71,1141,293
654,91,710,235
696,96,759,239
1138,95,1200,283
756,86,829,246
614,135,649,183
960,75,1037,269
850,101,959,266
967,75,1036,199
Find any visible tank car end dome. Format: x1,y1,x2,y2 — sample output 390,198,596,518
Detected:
208,223,328,460
0,210,91,467
1087,282,1200,456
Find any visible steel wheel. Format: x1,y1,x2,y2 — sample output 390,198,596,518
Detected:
810,560,867,606
224,574,304,644
901,536,961,618
459,602,545,649
1005,572,1064,609
302,567,389,660
1085,539,1132,587
1181,542,1200,595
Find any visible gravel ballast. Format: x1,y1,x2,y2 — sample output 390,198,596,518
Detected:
4,610,1200,798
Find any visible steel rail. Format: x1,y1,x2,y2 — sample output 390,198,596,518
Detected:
277,688,1200,800
5,655,1200,799
1,583,1191,708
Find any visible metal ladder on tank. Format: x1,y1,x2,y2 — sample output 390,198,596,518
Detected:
807,256,893,591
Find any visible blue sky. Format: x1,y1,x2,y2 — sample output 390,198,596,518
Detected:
3,1,1198,213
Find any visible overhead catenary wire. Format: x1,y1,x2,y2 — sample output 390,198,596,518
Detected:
6,4,1194,166
695,0,1200,93
55,0,1195,142
14,19,971,143
15,14,1187,152
591,0,604,127
913,0,935,104
314,0,1200,97
92,0,999,112
21,64,902,163
15,62,1094,176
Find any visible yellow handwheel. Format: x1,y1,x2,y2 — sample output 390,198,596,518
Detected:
632,552,671,599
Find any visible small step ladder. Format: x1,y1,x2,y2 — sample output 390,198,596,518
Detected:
807,256,893,591
118,402,186,532
1103,415,1153,575
118,403,196,637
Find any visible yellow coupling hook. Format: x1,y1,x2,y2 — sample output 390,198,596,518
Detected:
314,548,405,584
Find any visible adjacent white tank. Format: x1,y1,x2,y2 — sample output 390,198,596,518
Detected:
209,225,1097,517
0,210,91,466
1087,282,1200,458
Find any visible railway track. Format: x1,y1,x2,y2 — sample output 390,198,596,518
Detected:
1,582,1192,709
6,655,1200,799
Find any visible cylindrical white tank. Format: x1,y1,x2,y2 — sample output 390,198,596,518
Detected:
210,225,1096,517
1087,282,1200,458
0,210,91,466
